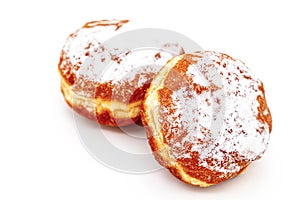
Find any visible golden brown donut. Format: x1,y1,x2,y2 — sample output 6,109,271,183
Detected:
58,20,185,126
141,51,272,187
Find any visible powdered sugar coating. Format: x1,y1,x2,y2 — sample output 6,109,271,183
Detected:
59,20,186,100
158,51,271,177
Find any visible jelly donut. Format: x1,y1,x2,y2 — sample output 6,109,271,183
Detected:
141,51,272,187
58,20,189,126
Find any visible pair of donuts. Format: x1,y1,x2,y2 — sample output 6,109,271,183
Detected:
58,20,272,187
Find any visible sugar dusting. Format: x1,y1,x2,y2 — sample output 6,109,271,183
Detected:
59,20,186,99
160,51,271,175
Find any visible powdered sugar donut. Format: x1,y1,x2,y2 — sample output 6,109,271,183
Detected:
141,51,272,187
58,20,192,126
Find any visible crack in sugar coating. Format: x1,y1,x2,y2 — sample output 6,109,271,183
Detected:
157,51,271,183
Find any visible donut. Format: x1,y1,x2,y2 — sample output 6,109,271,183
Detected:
141,51,272,187
58,20,186,126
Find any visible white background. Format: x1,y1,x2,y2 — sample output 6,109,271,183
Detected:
0,0,299,199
